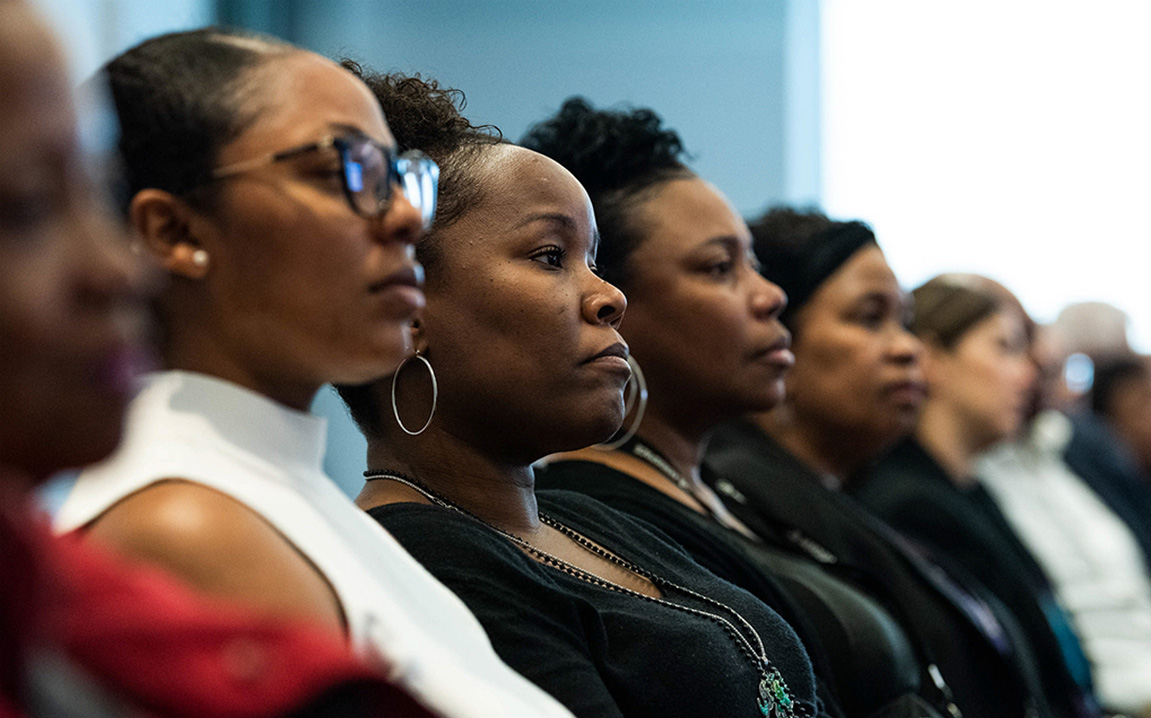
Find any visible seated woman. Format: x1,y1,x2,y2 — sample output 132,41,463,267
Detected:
0,5,430,716
856,276,1099,718
52,28,570,718
857,275,1128,717
336,71,825,718
700,209,1064,718
524,100,944,718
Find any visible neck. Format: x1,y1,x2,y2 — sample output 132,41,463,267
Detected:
629,409,710,491
365,425,539,534
755,406,872,485
914,402,980,485
163,331,319,413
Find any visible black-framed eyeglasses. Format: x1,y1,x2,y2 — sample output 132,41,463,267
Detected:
211,134,439,230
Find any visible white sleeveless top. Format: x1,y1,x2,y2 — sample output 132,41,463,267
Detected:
56,371,572,718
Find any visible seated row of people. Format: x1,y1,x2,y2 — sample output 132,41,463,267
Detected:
6,14,1151,718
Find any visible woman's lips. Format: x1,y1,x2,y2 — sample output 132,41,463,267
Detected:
884,379,928,405
584,342,632,378
754,336,795,369
370,264,426,314
91,343,154,396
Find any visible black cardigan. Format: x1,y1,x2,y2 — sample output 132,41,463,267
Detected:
368,490,824,718
537,459,950,718
858,438,1099,718
703,419,1048,718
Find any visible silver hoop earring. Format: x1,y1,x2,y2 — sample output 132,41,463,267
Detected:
596,354,649,450
391,352,438,436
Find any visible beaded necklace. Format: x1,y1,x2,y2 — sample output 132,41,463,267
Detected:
364,469,810,718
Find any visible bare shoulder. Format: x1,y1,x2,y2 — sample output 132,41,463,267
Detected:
87,479,345,631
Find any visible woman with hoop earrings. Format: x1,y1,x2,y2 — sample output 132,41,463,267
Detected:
526,102,960,718
336,71,829,718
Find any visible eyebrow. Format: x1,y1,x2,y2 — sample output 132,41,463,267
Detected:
327,122,394,147
699,235,743,249
513,212,581,232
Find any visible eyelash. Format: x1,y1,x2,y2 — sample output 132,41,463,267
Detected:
530,245,566,268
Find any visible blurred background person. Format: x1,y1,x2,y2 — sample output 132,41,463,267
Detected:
857,274,1099,718
1091,354,1151,482
978,336,1151,715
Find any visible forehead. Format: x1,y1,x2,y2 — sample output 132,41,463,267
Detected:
633,177,750,252
814,245,899,304
472,145,596,230
216,51,392,163
0,5,73,171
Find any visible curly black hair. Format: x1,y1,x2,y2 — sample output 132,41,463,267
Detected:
341,63,504,264
102,27,295,215
520,97,693,290
335,66,504,438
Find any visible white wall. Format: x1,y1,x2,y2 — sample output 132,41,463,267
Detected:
822,0,1151,348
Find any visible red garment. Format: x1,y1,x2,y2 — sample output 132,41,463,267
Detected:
0,499,434,718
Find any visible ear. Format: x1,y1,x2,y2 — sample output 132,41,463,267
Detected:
410,315,428,355
129,189,211,280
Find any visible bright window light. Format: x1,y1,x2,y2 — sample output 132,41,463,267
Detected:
822,0,1151,349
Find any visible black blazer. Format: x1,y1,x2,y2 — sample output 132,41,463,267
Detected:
703,420,1049,718
858,438,1098,718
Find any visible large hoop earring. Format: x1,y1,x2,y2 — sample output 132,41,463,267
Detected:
391,352,438,436
596,354,649,450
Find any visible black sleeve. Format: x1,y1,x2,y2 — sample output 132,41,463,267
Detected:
370,504,626,718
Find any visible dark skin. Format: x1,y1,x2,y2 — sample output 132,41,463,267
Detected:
756,245,924,483
356,145,659,596
0,2,149,489
80,50,425,633
548,176,789,530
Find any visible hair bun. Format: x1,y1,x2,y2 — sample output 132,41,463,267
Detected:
520,97,687,195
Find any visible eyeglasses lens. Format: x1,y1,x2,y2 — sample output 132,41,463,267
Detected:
340,139,439,229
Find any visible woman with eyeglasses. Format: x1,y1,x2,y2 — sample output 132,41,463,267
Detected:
335,71,827,718
54,28,573,718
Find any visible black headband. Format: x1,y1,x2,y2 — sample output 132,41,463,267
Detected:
756,221,877,325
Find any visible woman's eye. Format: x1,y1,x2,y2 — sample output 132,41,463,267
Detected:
530,245,566,268
706,260,735,277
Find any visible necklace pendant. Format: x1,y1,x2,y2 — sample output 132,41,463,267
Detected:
757,663,797,717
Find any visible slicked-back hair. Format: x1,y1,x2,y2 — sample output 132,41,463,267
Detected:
102,27,295,215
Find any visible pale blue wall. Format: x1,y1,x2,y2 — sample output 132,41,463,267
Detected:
34,0,822,497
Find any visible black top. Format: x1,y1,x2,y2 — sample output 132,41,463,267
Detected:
703,420,1043,718
858,438,1099,718
537,460,940,718
368,490,823,718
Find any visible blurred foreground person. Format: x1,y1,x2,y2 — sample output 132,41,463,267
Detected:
0,4,432,716
858,274,1100,718
52,27,571,718
703,208,1052,718
338,74,825,718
